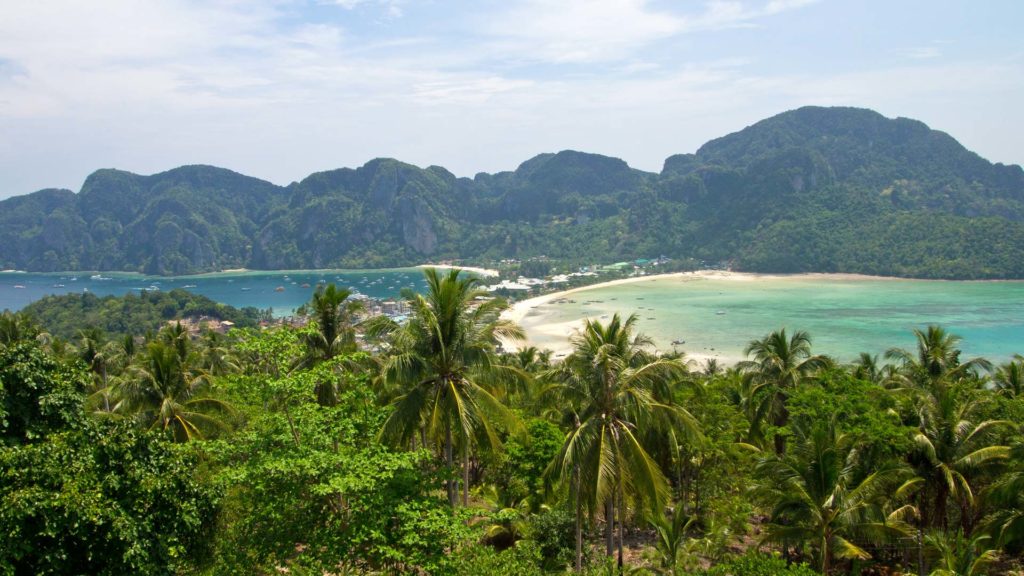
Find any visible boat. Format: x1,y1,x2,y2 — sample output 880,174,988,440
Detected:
275,286,285,292
715,310,726,315
671,339,686,346
13,285,25,289
301,283,311,288
241,287,251,291
53,283,65,288
182,284,197,288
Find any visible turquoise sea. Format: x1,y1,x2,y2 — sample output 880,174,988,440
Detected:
0,269,430,318
4,270,1023,364
516,274,1024,364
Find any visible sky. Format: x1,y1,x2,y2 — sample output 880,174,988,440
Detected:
1,0,1022,198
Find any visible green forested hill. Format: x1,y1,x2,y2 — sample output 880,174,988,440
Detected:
2,106,1023,278
20,289,265,341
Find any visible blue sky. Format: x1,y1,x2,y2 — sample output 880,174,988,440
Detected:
1,0,1022,197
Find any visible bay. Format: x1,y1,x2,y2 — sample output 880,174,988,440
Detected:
514,273,1024,364
5,269,1024,365
0,269,429,317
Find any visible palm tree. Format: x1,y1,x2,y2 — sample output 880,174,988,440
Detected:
77,327,119,414
740,329,831,455
984,441,1024,552
992,354,1024,398
0,311,39,345
753,422,916,574
545,313,698,569
374,268,524,507
198,330,240,377
924,530,1000,576
647,505,698,575
885,326,992,388
120,340,231,442
906,382,1011,534
296,283,364,406
887,327,1007,532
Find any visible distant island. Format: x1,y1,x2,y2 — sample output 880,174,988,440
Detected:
2,106,1023,279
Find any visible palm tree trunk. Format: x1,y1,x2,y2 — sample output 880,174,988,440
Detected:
445,423,456,507
605,497,614,557
821,533,829,574
935,483,949,530
283,404,301,448
617,486,625,572
462,442,469,507
574,464,583,572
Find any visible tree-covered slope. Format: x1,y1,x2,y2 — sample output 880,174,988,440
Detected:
1,107,1022,278
20,289,265,341
0,166,286,275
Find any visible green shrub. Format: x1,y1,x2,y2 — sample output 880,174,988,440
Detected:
701,551,818,576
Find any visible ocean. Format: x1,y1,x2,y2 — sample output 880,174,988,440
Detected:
0,269,430,318
5,270,1023,364
514,274,1024,364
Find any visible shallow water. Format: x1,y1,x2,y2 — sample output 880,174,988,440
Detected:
0,269,429,318
518,275,1024,364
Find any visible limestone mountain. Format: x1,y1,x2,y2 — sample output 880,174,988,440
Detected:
1,106,1022,278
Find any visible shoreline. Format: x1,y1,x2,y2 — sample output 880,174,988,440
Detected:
0,264,501,280
415,263,500,278
499,269,940,360
502,270,912,326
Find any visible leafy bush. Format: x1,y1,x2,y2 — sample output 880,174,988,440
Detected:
451,541,545,576
530,509,578,570
700,552,818,576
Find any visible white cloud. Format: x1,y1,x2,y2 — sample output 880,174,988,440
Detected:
481,0,820,64
325,0,404,18
0,0,1020,198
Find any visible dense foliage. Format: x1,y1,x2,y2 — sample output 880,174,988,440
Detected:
3,107,1023,278
18,289,265,340
1,270,1022,574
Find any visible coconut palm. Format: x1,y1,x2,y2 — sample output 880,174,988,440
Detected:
120,340,231,442
374,268,524,507
740,329,831,455
198,330,240,377
77,327,120,414
545,313,698,569
887,327,1008,532
753,421,916,574
647,505,698,575
885,326,992,388
0,311,39,345
295,283,364,406
992,354,1024,398
905,382,1010,533
298,283,363,362
984,441,1024,551
924,530,1000,576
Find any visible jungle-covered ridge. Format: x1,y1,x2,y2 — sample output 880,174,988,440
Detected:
2,106,1023,278
1,270,1023,575
19,289,267,341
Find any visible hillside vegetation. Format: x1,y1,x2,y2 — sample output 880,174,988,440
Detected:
2,107,1022,278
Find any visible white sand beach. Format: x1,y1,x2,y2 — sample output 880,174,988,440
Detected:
416,263,500,277
499,270,916,364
